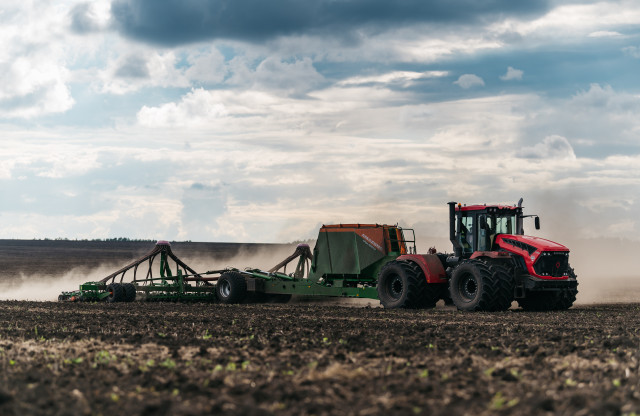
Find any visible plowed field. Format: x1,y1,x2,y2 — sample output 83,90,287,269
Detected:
0,301,638,416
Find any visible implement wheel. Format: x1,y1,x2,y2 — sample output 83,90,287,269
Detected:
449,259,513,312
106,283,125,303
123,283,136,302
216,272,247,304
377,260,432,309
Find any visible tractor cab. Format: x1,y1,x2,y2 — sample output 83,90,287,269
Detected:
448,200,539,258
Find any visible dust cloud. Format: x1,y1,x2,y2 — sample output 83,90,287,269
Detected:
0,243,316,302
558,237,640,304
177,243,306,275
0,264,123,302
524,191,640,304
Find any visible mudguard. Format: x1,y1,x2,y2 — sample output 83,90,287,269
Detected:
396,254,448,284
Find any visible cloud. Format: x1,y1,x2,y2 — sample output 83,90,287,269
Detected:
338,71,449,87
184,48,228,84
588,30,622,38
490,2,640,42
114,54,150,78
453,74,485,89
243,57,324,96
570,83,640,112
500,66,523,81
98,50,190,94
622,46,640,58
0,3,75,118
516,135,577,160
109,0,550,46
137,88,229,128
69,1,111,34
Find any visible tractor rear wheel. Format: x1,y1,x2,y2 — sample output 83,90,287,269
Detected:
123,283,136,302
377,260,437,309
106,283,125,303
449,260,514,311
216,272,247,304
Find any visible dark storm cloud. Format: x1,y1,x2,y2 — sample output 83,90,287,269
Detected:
110,0,550,46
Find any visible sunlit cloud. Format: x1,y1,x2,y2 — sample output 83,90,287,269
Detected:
500,66,523,81
453,74,485,89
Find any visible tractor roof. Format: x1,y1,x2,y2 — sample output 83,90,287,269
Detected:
457,204,519,212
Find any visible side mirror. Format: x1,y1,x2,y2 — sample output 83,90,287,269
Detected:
535,216,540,230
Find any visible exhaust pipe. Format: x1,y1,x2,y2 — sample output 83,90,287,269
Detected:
448,201,462,257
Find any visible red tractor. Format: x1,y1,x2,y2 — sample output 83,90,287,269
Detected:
443,199,578,311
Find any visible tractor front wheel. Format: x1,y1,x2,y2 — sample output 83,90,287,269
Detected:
216,272,247,304
449,260,514,311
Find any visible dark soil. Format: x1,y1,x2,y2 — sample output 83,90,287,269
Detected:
0,301,639,415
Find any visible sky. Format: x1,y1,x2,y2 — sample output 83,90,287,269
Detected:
1,0,640,246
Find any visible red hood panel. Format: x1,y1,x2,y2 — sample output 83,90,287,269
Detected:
497,234,569,252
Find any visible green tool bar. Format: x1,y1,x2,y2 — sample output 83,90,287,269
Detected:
262,280,379,299
242,269,297,281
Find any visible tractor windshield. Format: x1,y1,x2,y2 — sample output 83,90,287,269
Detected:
477,210,517,251
493,214,516,234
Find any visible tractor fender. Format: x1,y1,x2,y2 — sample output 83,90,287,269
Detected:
396,254,447,284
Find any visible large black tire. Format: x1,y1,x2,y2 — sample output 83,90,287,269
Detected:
555,286,578,309
216,272,248,304
377,260,438,309
449,259,514,311
517,267,578,311
123,283,136,302
106,283,125,303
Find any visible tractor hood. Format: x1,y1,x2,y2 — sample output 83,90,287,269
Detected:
495,234,571,279
495,234,569,255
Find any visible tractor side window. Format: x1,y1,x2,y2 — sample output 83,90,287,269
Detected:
478,214,492,251
459,215,474,254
